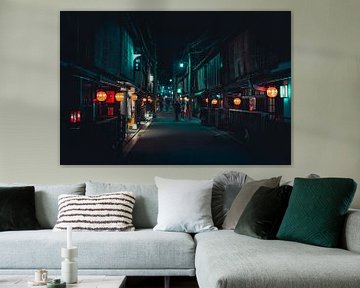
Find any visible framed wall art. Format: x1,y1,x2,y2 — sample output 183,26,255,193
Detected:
60,11,291,165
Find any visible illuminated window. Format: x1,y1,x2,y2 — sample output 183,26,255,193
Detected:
280,84,291,98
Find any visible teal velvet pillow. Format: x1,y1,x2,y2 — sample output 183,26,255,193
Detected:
276,178,357,247
0,186,41,231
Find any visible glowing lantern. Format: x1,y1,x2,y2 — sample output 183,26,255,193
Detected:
142,97,147,102
131,93,138,101
266,86,278,98
211,99,218,105
70,110,81,123
96,90,107,102
115,92,125,102
205,98,209,103
233,97,241,106
76,110,81,122
70,111,75,123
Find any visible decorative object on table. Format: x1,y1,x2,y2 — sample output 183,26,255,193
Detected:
27,269,51,287
61,226,78,284
47,279,66,288
35,269,48,283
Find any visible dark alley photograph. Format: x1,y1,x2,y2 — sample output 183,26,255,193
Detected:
60,11,291,165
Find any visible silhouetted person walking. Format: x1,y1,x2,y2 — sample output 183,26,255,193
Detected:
174,100,181,121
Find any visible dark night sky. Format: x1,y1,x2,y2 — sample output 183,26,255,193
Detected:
129,11,291,83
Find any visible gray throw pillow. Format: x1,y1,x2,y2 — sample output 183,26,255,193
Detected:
212,171,252,228
222,176,281,230
234,185,293,239
153,177,217,233
283,173,320,186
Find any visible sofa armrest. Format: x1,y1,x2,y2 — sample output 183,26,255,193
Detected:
342,209,360,253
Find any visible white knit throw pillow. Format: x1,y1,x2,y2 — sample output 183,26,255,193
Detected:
53,192,135,231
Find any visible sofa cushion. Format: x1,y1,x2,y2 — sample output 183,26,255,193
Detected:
222,176,281,229
0,183,86,229
53,192,136,232
342,209,360,253
0,186,40,231
0,229,195,272
153,177,216,233
277,178,357,248
85,181,158,229
234,185,292,239
195,230,360,288
212,171,251,228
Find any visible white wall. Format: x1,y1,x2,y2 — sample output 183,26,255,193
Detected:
0,0,359,208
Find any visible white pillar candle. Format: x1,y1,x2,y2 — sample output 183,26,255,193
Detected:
67,225,72,249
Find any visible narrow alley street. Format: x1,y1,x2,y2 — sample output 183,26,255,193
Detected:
123,111,255,165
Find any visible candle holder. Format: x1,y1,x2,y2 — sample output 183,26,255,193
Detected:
61,247,78,284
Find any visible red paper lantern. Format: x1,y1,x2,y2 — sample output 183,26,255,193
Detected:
266,87,278,98
233,97,241,106
115,92,125,102
96,90,107,102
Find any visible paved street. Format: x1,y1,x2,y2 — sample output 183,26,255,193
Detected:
123,112,257,165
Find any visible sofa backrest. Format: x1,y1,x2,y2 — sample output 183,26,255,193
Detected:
86,181,158,229
341,209,360,253
0,182,86,228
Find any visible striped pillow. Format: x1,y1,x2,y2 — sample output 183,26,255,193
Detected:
53,192,136,232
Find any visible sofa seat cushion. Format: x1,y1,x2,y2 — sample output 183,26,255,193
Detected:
195,230,360,288
0,229,195,270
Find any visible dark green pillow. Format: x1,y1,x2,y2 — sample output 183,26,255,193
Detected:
276,178,357,247
0,186,41,231
234,185,292,239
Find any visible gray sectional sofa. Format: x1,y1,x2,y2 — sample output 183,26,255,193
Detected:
0,180,360,288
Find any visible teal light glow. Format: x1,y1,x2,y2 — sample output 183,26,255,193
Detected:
280,85,288,98
288,83,291,98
